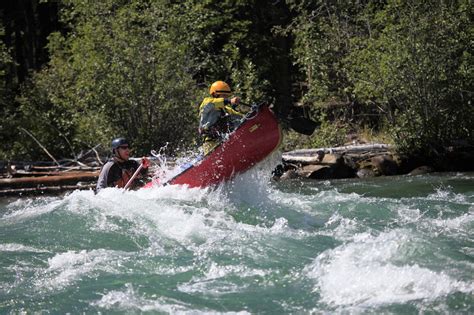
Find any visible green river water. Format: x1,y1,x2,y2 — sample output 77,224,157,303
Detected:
0,155,473,314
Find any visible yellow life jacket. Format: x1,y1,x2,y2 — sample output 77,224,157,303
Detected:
198,97,243,140
198,97,242,116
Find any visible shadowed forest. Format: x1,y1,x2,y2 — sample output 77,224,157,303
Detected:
0,0,472,166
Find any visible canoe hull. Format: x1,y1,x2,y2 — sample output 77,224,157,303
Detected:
146,104,282,188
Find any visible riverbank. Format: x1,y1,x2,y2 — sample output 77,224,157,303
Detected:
1,142,473,196
275,142,474,181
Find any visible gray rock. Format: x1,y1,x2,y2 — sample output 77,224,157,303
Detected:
279,169,298,180
297,165,328,178
371,155,399,176
357,168,376,178
321,154,343,165
408,165,434,175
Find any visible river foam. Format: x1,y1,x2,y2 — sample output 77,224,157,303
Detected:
305,228,474,308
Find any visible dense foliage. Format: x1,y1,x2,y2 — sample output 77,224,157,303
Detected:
0,0,472,162
288,0,473,158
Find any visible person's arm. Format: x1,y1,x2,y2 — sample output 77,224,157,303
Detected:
128,159,150,188
96,161,114,192
223,97,243,116
223,105,244,116
139,157,149,177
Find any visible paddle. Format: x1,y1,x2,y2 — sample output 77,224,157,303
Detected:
239,101,318,136
123,162,144,191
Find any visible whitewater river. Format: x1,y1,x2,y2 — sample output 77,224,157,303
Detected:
1,156,473,314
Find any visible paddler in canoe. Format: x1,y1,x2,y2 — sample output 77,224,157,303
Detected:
198,81,244,155
96,137,150,192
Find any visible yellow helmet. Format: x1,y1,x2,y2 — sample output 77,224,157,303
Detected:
209,81,231,96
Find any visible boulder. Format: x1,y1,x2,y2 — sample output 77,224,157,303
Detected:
408,165,434,175
321,154,343,165
342,155,357,170
308,166,335,180
279,169,298,180
297,165,329,178
357,167,376,178
371,155,399,176
296,163,355,180
333,162,356,179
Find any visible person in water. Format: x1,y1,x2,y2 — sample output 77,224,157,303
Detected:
198,81,243,155
96,138,150,191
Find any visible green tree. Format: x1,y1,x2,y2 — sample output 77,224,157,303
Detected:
4,0,472,162
0,22,17,160
12,0,298,159
286,0,374,149
16,0,201,159
346,0,473,158
179,0,293,112
289,0,473,157
0,24,13,103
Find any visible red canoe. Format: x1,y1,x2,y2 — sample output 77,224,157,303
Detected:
144,104,282,189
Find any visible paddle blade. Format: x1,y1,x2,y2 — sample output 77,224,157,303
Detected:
289,117,319,135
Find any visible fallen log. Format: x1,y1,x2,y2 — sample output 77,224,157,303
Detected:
282,155,323,165
29,165,100,171
5,170,100,177
282,143,393,164
277,143,403,180
0,172,99,188
0,184,96,196
284,143,393,157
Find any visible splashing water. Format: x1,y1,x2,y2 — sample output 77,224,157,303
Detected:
149,145,205,184
0,156,473,313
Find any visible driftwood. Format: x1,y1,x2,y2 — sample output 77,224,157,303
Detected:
27,165,99,171
80,144,104,162
284,143,393,156
10,170,99,177
0,172,99,188
0,148,156,195
282,143,393,164
0,146,162,195
19,127,61,166
0,155,102,196
0,184,96,196
276,143,403,180
92,147,104,165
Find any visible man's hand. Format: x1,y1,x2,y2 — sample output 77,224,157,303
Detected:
141,157,150,169
230,97,240,110
230,97,240,105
